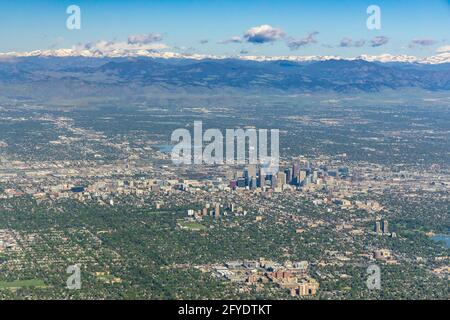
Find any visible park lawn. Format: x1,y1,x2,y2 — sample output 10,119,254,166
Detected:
178,220,208,231
0,279,47,290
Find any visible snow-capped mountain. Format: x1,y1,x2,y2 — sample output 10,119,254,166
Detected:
1,48,450,65
420,52,450,64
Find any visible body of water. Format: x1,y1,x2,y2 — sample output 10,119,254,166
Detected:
431,235,450,248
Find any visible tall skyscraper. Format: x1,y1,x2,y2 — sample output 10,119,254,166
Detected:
375,221,382,234
382,220,389,234
251,177,257,189
215,204,220,218
247,165,256,179
292,162,300,183
312,171,318,183
284,168,292,184
259,168,265,189
237,177,246,188
299,170,307,183
271,175,278,190
277,171,287,186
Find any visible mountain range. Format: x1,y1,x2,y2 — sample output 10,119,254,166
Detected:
0,56,449,99
1,49,450,65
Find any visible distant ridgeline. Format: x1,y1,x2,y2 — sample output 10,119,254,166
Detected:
0,57,449,98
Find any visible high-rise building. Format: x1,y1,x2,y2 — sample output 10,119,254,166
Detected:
299,170,307,181
312,171,318,183
382,220,389,234
292,163,300,183
247,165,256,179
237,178,246,188
277,172,287,186
284,168,292,184
374,221,382,234
251,177,257,189
215,204,220,218
271,175,278,190
259,168,265,189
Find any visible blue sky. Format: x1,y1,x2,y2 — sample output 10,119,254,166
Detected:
0,0,449,57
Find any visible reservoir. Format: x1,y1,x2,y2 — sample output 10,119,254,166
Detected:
431,234,450,248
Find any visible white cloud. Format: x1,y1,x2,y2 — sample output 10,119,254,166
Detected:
127,33,163,45
339,37,365,48
409,39,437,48
219,36,243,44
370,36,389,47
244,25,285,44
287,32,319,50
